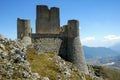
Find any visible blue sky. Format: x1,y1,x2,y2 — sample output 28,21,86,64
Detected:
0,0,120,47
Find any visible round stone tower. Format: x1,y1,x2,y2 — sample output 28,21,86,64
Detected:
67,20,89,74
17,18,32,46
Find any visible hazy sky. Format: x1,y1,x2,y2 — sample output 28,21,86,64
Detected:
0,0,120,47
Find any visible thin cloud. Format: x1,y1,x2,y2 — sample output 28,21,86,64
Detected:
81,37,95,43
81,35,120,47
104,35,120,41
81,37,96,47
102,35,120,46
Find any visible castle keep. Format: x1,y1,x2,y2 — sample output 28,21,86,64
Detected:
36,5,60,34
17,5,89,74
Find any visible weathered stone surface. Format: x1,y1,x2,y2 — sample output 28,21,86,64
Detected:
66,20,89,74
22,36,31,47
67,36,89,74
1,52,8,59
33,38,62,54
62,71,71,78
36,5,60,34
32,73,40,80
54,56,72,78
17,18,32,47
0,43,5,50
0,36,40,80
42,77,50,80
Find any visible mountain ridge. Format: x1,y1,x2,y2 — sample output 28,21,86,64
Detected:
83,46,120,59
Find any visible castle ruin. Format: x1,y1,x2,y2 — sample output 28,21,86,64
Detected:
17,5,89,74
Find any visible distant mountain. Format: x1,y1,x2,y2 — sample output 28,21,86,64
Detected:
83,46,119,59
83,46,120,68
110,43,120,53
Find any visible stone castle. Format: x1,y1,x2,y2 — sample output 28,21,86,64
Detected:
17,5,89,74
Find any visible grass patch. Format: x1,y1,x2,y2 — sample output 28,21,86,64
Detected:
85,75,92,80
27,48,83,80
27,48,61,79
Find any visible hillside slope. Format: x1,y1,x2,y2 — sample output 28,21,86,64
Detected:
1,34,120,80
0,35,40,80
27,47,93,80
93,66,120,80
0,35,99,80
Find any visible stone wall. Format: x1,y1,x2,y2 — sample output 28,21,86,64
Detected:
32,34,60,38
67,37,89,74
32,38,62,54
32,34,62,54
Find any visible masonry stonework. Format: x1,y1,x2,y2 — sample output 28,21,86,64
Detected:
17,5,89,74
36,5,60,34
17,18,32,46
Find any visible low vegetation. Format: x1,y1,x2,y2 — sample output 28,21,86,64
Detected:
27,48,93,80
93,65,120,80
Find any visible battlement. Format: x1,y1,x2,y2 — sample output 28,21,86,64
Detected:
36,5,60,34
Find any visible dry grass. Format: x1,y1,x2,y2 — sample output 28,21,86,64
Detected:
27,48,87,80
27,48,63,79
93,66,120,80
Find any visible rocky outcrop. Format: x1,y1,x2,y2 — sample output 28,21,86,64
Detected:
0,35,40,80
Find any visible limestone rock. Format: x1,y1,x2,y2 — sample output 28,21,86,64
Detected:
42,77,50,80
0,43,5,50
22,36,31,47
62,71,71,78
0,35,40,80
32,73,40,80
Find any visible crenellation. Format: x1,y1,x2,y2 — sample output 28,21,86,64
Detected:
17,5,89,74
